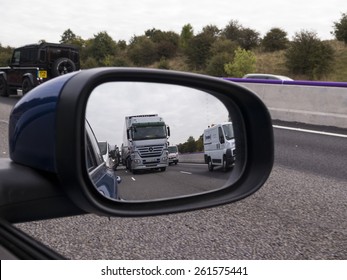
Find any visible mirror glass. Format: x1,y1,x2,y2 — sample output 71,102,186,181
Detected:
86,82,237,201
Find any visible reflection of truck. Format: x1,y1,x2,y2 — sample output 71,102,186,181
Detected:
0,42,80,97
203,122,236,171
168,145,179,165
121,114,170,173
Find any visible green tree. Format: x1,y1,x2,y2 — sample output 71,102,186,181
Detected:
179,136,197,153
201,24,221,39
238,28,260,50
145,29,180,59
179,24,194,50
196,135,204,152
112,40,130,67
178,135,203,153
332,12,347,44
285,30,334,79
82,56,98,68
157,57,170,69
0,44,13,65
90,31,117,64
128,35,157,66
222,20,243,42
145,29,178,43
111,56,132,67
210,38,238,55
206,52,234,76
186,136,197,152
224,47,256,77
80,38,94,64
184,32,214,71
117,40,127,50
222,20,260,50
262,27,289,52
205,39,237,76
59,29,85,49
60,29,77,43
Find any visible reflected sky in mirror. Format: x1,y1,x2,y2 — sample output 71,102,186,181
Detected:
87,82,229,146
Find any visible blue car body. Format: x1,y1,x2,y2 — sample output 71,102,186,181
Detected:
9,72,77,172
8,72,119,199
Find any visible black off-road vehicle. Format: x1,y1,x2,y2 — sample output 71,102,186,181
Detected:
0,42,80,96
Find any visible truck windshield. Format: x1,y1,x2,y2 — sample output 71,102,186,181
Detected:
222,123,234,140
168,146,178,153
132,125,167,140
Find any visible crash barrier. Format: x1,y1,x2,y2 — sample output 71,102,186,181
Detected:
224,78,347,129
178,152,204,164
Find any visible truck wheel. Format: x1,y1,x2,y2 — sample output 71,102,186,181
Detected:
160,167,166,172
208,158,214,171
222,157,228,172
126,158,131,170
0,76,8,97
127,158,134,173
52,58,76,77
22,78,33,94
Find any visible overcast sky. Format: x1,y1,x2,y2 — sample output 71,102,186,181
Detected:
86,82,229,146
1,0,346,47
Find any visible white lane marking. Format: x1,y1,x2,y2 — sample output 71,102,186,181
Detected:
180,171,192,175
131,177,136,181
273,125,347,138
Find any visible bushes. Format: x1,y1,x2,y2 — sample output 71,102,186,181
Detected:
1,22,337,80
332,13,347,44
285,31,334,79
224,47,256,77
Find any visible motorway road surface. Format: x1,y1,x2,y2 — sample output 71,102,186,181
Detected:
1,96,346,259
116,164,230,200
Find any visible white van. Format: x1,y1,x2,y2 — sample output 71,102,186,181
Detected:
98,141,113,168
203,122,236,171
168,145,179,165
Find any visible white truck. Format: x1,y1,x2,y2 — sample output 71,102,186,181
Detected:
203,122,236,171
121,114,170,173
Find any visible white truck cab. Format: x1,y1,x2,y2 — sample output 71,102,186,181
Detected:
203,122,236,171
122,114,170,173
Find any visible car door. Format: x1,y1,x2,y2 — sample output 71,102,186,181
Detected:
86,121,119,199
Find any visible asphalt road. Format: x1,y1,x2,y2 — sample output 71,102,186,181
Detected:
1,96,346,259
116,163,230,200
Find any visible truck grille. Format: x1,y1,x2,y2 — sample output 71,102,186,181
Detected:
138,145,164,158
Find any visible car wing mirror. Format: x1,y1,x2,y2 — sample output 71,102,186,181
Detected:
9,68,274,218
87,81,241,201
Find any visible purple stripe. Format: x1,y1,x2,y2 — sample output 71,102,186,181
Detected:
223,78,347,88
